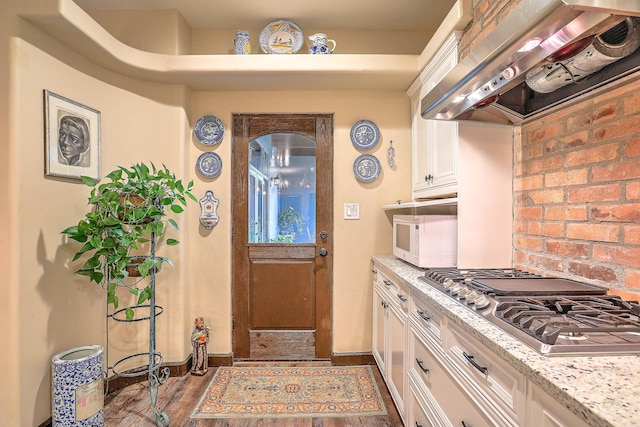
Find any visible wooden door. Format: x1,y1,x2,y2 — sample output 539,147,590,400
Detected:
231,114,333,360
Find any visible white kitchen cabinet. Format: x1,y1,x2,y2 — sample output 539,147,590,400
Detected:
386,118,514,269
409,32,460,200
404,33,514,269
372,285,387,373
372,264,408,424
528,383,590,427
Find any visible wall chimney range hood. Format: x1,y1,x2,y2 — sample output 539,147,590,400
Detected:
421,0,640,124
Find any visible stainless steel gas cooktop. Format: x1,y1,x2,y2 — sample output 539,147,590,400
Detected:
419,268,640,356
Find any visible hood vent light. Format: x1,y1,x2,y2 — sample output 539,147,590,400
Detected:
526,17,640,94
421,0,640,124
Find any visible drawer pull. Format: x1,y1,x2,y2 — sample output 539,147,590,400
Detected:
372,269,378,274
397,293,407,302
383,280,392,287
415,358,429,374
463,352,488,375
461,422,472,427
417,310,430,323
416,423,423,427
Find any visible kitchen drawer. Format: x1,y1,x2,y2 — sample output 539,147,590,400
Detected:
446,321,527,426
376,268,409,313
410,325,493,427
408,376,437,427
410,293,443,348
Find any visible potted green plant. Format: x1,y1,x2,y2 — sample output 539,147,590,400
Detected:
276,206,305,243
62,162,196,320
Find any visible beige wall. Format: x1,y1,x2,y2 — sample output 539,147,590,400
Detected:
1,2,412,425
188,91,411,355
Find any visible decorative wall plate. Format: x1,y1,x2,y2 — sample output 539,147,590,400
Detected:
196,152,222,178
259,20,304,54
353,154,381,183
194,115,225,145
350,119,380,150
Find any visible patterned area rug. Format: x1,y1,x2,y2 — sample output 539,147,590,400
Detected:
191,365,388,419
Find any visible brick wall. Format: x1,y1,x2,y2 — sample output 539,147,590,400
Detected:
464,0,640,298
515,79,640,299
459,0,517,59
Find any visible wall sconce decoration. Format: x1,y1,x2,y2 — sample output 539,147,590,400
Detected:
388,140,395,167
199,190,220,230
270,172,281,187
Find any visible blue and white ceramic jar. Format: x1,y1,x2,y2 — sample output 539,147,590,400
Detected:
52,345,104,427
234,31,251,54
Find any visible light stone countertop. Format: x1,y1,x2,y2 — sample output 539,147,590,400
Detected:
372,255,640,427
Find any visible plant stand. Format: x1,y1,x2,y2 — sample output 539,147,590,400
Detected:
105,233,169,426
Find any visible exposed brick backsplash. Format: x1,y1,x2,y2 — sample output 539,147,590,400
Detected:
459,0,517,59
516,75,640,297
465,0,640,297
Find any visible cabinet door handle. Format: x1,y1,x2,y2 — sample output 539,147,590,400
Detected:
415,358,429,373
416,423,423,427
371,269,378,274
397,293,407,302
380,301,389,309
383,280,392,287
463,352,488,375
424,174,433,182
417,310,430,323
461,422,472,427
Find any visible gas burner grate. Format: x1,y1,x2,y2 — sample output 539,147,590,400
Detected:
495,295,640,345
423,268,540,284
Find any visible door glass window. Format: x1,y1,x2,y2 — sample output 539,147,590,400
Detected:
248,133,316,243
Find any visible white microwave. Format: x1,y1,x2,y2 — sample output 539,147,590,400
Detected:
392,215,457,268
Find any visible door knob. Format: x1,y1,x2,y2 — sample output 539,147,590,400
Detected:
317,248,328,257
319,231,328,240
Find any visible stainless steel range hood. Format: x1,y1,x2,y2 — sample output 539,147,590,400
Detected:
421,0,640,124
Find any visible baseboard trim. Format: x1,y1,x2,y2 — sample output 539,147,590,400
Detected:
105,353,232,393
331,352,375,366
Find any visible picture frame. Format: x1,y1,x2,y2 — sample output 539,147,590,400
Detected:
44,90,101,180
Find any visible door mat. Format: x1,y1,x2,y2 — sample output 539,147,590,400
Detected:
191,365,388,419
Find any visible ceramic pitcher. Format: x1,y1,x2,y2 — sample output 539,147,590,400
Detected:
308,33,336,54
234,30,251,54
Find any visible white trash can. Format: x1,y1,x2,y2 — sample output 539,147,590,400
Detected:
51,345,104,427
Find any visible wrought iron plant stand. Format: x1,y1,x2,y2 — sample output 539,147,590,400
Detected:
105,232,170,426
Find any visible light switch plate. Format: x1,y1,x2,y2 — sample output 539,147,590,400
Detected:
344,203,360,220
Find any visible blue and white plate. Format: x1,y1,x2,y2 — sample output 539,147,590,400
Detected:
196,152,222,179
353,154,381,183
350,119,380,150
259,20,304,54
194,115,225,145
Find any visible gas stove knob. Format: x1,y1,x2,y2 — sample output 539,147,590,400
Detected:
450,284,463,295
465,290,480,304
457,287,472,300
474,295,490,310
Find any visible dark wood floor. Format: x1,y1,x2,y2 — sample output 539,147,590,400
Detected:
103,362,403,426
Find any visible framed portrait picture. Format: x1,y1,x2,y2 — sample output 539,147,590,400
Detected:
44,90,101,180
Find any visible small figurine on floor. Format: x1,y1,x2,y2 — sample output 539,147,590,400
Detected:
191,316,210,376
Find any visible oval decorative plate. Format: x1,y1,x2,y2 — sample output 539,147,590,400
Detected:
196,152,222,179
194,115,225,145
350,119,380,150
353,154,381,183
259,20,304,54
